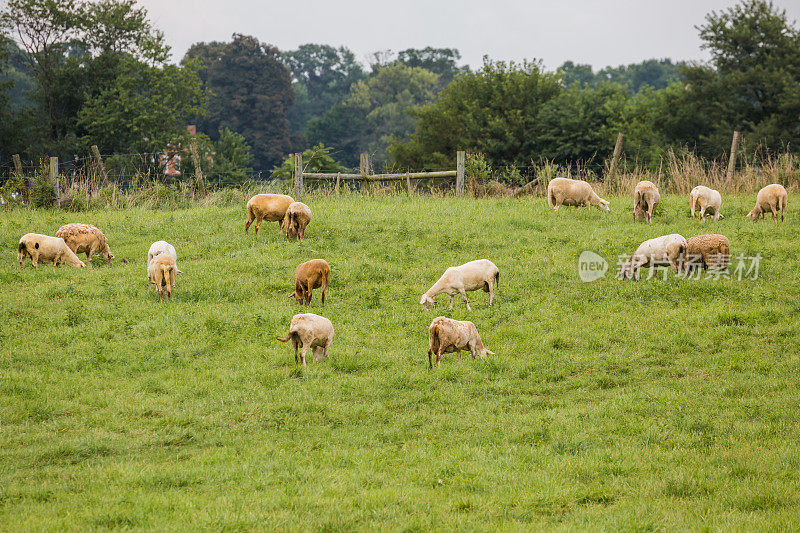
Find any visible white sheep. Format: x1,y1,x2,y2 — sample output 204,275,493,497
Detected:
547,177,610,213
276,313,334,366
746,184,788,222
427,316,494,368
619,234,687,281
147,241,182,275
18,233,86,268
689,186,723,222
420,259,499,311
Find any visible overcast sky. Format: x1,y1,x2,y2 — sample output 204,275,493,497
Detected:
138,0,800,70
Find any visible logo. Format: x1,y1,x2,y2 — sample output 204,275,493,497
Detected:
578,251,608,282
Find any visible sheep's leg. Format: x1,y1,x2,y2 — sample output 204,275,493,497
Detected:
305,288,312,306
293,339,299,364
488,281,495,306
254,216,262,234
299,345,308,366
769,204,778,222
448,295,454,310
690,195,696,219
699,206,706,223
321,287,326,305
647,203,654,224
459,289,472,311
245,212,254,234
436,349,442,367
427,350,433,369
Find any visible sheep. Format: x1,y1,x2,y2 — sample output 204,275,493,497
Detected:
633,180,660,223
283,201,312,241
683,234,730,272
55,223,114,264
547,177,610,213
746,184,788,222
18,233,86,268
276,313,334,366
420,259,499,311
427,316,494,368
147,241,183,276
289,259,330,305
689,186,723,222
619,234,687,281
148,253,178,302
245,194,294,234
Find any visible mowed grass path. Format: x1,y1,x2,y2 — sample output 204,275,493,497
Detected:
1,193,799,530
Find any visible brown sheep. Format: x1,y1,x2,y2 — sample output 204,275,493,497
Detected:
683,234,730,272
245,194,294,234
427,316,494,368
276,313,334,366
746,184,788,222
55,223,114,264
289,259,330,305
283,201,312,241
148,254,178,302
18,233,86,268
633,181,660,223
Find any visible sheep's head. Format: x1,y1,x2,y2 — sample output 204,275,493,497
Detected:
103,244,114,260
480,348,495,359
420,294,435,310
745,208,760,220
288,291,304,305
598,199,611,212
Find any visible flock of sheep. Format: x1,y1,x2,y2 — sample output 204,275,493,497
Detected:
15,179,789,368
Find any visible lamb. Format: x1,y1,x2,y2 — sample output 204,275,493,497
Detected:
283,201,312,241
18,233,86,268
55,223,114,264
420,259,499,311
148,253,178,302
746,184,788,222
547,177,610,213
683,234,730,272
689,186,723,222
289,259,330,305
427,316,494,368
276,313,334,366
618,234,687,281
147,241,183,276
633,180,660,223
245,193,295,234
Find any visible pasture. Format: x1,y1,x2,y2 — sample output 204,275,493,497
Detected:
1,193,800,530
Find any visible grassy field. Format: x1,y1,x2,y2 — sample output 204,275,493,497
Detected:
1,192,800,530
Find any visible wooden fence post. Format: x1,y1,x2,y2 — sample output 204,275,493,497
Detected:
359,153,370,194
91,145,109,186
12,154,23,177
49,156,60,207
335,172,341,195
294,153,303,197
406,172,412,195
189,135,205,195
608,133,625,179
726,131,741,182
456,151,466,195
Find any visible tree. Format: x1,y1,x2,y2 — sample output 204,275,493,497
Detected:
390,59,562,169
271,144,345,179
212,128,254,185
184,34,295,170
308,63,440,166
395,47,467,86
281,44,365,135
673,0,800,156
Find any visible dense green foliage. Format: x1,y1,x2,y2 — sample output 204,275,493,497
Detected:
271,144,345,179
2,194,800,529
560,58,685,93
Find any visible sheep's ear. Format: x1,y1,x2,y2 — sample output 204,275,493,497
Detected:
484,349,495,355
287,291,296,298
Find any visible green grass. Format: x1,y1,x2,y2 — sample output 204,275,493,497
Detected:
1,193,799,530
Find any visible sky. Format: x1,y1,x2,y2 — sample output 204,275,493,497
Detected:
138,0,800,70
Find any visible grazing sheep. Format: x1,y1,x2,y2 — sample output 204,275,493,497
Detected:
689,186,723,222
746,184,788,222
633,181,660,223
245,194,294,234
283,201,312,241
148,253,178,302
147,241,182,276
289,259,330,305
547,177,610,213
619,234,687,281
18,233,86,268
420,259,499,311
55,223,114,264
683,234,730,272
276,313,334,366
427,316,494,368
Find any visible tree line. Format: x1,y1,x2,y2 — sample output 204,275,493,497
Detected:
1,0,798,181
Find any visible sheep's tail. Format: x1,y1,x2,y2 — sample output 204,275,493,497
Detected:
495,270,499,288
547,187,555,208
